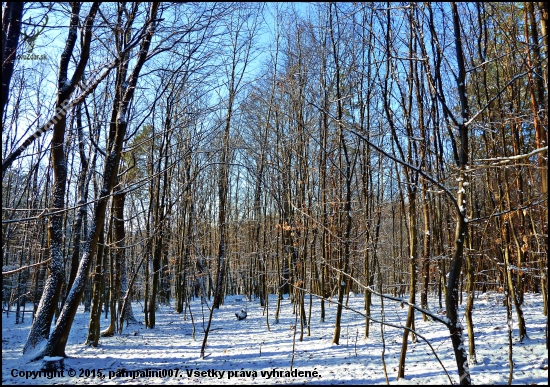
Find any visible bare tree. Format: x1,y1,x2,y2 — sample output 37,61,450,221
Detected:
23,2,100,355
1,2,24,128
28,2,160,360
201,2,261,357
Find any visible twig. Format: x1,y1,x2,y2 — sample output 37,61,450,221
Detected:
354,329,358,358
290,283,453,384
473,146,547,166
2,258,52,276
327,262,451,326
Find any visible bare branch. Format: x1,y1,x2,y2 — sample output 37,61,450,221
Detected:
2,258,52,277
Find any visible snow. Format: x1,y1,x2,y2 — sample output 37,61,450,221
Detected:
2,293,548,385
43,356,63,361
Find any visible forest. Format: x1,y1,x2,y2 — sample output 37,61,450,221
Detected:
1,2,548,385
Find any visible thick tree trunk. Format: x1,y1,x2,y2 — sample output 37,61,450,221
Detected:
65,103,93,304
23,2,99,355
32,3,159,359
444,4,472,384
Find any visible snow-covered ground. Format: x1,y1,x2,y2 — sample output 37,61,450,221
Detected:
2,292,548,385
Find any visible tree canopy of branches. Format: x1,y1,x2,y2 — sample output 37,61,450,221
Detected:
2,2,547,384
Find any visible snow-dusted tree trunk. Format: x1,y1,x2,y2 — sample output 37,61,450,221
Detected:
445,3,471,384
22,2,100,356
29,2,159,359
64,103,93,304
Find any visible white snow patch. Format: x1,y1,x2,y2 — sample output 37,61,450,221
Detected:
2,293,547,385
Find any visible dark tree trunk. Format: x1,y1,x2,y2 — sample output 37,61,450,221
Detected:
103,184,125,337
1,2,24,128
86,228,107,346
33,3,159,359
445,4,472,384
23,2,99,355
329,3,353,346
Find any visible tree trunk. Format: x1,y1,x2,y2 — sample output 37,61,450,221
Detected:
86,229,107,346
444,4,472,384
33,3,159,359
103,184,125,337
465,228,477,364
330,3,353,345
397,190,417,379
1,2,24,129
23,2,99,355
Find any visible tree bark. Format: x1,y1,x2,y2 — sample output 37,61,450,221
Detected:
32,2,159,359
103,183,125,337
1,2,24,129
23,2,100,355
444,3,472,384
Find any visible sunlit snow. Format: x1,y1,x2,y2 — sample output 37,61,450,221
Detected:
2,293,548,385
